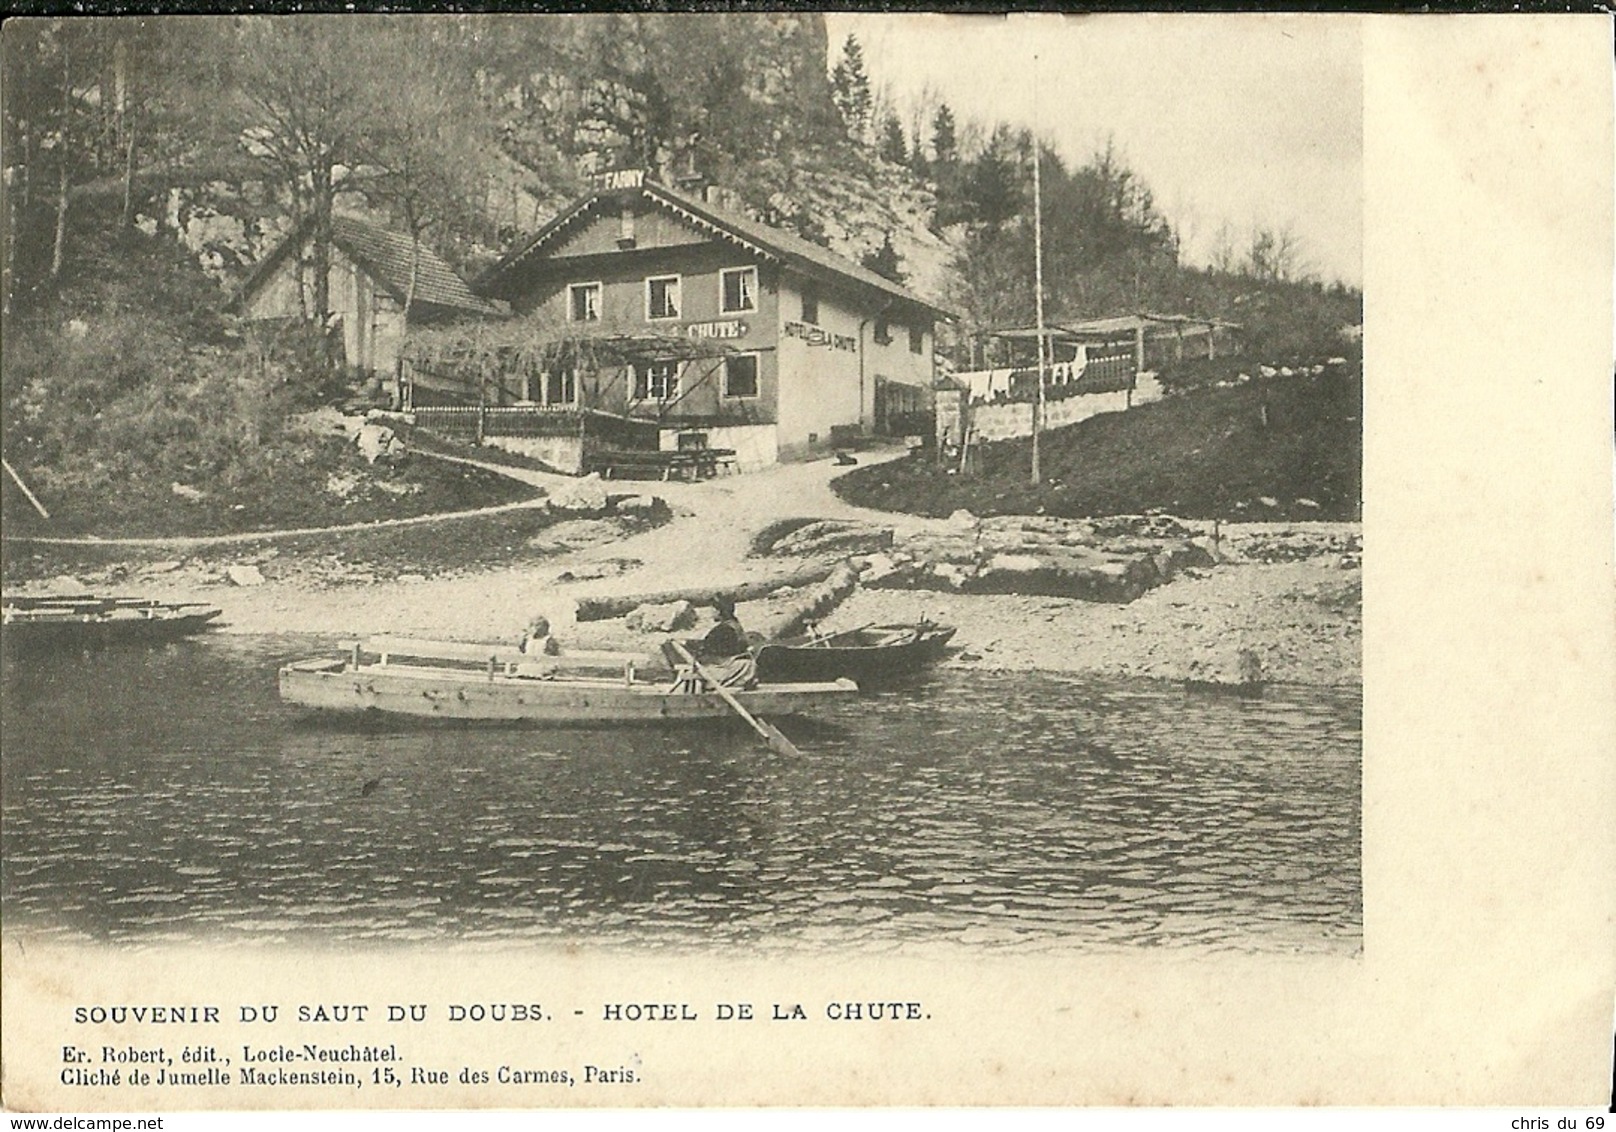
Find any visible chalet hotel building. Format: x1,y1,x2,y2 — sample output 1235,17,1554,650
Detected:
469,169,952,470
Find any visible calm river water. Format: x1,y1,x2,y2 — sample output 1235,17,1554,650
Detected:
2,635,1360,954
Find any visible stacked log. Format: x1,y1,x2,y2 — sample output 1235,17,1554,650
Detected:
758,562,862,641
573,562,838,623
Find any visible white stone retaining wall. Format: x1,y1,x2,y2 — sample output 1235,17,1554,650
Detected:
483,435,585,475
967,388,1133,443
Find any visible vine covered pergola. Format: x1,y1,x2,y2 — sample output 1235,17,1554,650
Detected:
400,322,737,422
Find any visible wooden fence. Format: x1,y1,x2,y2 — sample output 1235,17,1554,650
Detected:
411,406,658,451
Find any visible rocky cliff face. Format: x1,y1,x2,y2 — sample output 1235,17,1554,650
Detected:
153,14,956,309
511,13,955,297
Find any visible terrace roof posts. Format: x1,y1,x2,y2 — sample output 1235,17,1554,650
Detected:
988,313,1242,344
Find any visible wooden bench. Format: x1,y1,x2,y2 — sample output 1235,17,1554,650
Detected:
361,636,657,674
593,450,697,481
592,448,738,481
684,448,738,478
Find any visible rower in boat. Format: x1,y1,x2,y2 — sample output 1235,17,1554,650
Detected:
668,597,757,691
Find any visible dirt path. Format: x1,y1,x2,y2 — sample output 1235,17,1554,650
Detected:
6,495,555,549
561,449,942,594
24,447,937,642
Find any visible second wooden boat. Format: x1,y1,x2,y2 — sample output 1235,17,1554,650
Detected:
753,621,957,686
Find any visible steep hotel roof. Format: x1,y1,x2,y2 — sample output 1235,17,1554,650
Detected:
477,178,955,322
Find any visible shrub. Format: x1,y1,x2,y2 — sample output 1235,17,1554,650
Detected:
1155,356,1247,397
2,316,289,497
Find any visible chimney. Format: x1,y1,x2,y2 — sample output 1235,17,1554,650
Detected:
667,146,705,193
705,184,744,212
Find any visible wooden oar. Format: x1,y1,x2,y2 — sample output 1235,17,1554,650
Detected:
2,457,50,519
668,639,801,758
804,621,872,647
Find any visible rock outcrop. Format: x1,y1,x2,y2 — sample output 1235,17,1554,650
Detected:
225,564,266,587
625,599,696,633
546,474,610,515
354,423,405,464
851,515,1215,604
767,519,894,558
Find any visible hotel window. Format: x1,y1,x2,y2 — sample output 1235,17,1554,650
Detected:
873,318,892,345
646,275,681,321
800,284,819,324
635,360,680,401
545,368,577,406
909,325,925,354
720,267,758,314
568,282,601,323
724,353,760,398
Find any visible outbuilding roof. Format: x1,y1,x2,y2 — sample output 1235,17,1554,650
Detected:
477,177,955,323
232,215,502,319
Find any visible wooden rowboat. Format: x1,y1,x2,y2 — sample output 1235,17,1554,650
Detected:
753,621,957,686
1,595,222,650
278,636,857,725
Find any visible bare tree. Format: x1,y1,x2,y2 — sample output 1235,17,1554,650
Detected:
233,18,376,320
1208,219,1241,275
1245,222,1310,283
351,23,488,324
905,82,941,172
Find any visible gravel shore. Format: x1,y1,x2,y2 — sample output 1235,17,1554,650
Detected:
3,451,1360,687
811,559,1360,686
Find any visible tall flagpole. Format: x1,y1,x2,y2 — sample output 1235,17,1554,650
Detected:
1030,54,1047,487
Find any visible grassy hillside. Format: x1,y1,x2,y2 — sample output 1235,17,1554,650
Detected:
834,366,1361,523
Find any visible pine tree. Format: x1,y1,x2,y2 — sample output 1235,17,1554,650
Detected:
963,125,1025,229
931,103,957,166
861,232,904,284
830,34,872,142
878,112,907,165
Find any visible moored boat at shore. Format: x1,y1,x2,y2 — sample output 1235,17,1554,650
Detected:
1,595,222,650
278,636,857,725
753,621,956,686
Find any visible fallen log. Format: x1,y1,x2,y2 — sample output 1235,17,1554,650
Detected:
760,561,862,641
573,562,839,623
2,457,50,519
766,519,894,558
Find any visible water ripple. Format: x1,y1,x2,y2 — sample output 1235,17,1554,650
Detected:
2,635,1359,953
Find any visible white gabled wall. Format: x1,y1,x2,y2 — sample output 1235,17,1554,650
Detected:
773,274,936,458
242,244,405,379
774,278,865,457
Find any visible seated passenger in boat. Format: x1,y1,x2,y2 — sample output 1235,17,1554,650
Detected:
515,613,561,678
519,614,560,656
